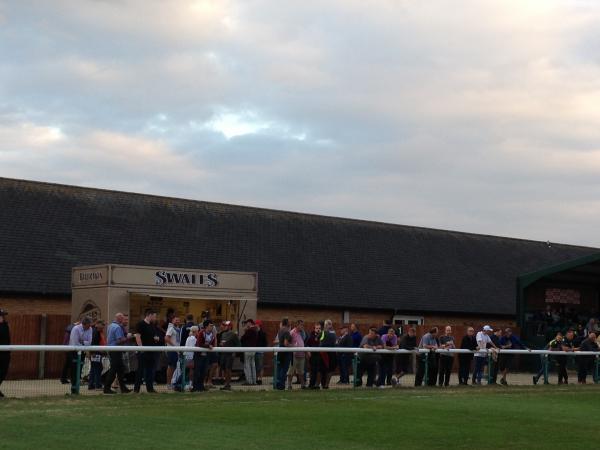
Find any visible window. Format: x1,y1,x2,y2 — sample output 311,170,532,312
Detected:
392,315,424,326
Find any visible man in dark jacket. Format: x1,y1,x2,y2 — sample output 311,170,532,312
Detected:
458,327,477,385
577,332,598,384
307,323,322,389
396,327,417,380
336,326,353,384
0,309,10,398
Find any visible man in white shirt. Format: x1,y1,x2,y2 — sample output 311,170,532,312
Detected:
165,316,181,388
472,325,497,385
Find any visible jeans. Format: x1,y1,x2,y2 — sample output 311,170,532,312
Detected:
472,356,487,384
134,352,156,392
244,352,256,384
276,353,292,389
88,360,103,389
338,353,351,383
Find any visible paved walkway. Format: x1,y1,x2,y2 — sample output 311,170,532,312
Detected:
0,372,587,398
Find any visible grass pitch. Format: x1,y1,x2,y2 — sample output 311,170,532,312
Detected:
1,385,599,449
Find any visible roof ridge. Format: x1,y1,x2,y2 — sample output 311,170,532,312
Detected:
0,176,596,251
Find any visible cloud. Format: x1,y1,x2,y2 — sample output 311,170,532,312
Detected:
2,1,600,246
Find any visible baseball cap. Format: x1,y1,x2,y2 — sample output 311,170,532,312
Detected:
255,319,263,327
483,325,493,332
223,320,232,327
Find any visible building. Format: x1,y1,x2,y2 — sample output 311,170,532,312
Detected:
1,177,599,336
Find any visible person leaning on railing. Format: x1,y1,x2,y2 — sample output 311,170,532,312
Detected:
438,326,456,387
356,327,383,388
415,327,439,387
458,327,476,385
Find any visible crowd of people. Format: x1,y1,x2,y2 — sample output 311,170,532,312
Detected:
2,307,599,397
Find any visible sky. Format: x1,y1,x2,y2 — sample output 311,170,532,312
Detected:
1,0,600,247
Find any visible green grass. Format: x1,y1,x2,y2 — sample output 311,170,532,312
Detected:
1,386,599,449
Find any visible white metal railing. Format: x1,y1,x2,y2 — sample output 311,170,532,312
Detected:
0,345,599,355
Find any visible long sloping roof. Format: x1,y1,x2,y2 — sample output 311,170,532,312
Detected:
0,177,597,315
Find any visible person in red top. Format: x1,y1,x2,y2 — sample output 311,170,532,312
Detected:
192,320,216,392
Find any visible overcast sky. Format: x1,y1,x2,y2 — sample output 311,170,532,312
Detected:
1,1,600,246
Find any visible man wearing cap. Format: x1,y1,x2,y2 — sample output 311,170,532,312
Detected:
241,319,259,385
218,321,240,391
0,309,10,398
472,325,497,385
68,317,93,394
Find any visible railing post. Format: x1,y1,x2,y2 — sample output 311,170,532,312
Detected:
352,352,358,388
73,351,82,395
487,352,493,385
423,352,429,386
594,355,599,384
272,351,278,390
543,354,549,385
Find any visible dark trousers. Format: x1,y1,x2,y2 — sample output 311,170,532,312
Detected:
358,360,377,387
69,352,83,393
0,354,10,388
377,356,394,386
192,354,208,391
556,357,568,384
397,354,411,374
338,353,351,383
489,359,498,384
438,356,453,386
458,355,472,384
61,352,71,382
104,351,128,392
276,353,292,390
415,353,438,386
134,352,156,392
88,360,103,389
309,353,321,387
577,358,593,383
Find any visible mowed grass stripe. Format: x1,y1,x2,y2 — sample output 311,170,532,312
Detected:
0,386,598,450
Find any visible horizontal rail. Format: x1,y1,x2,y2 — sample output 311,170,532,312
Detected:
0,345,599,356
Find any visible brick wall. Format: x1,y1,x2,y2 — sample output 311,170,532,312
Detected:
0,295,71,315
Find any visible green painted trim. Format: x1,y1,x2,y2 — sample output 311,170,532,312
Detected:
518,253,600,289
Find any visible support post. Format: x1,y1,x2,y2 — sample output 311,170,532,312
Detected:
543,354,549,385
594,355,599,384
423,352,429,386
487,353,493,385
272,352,278,390
352,353,359,388
180,353,186,391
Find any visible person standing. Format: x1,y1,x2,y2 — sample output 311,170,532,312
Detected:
577,332,598,384
489,328,503,384
317,320,337,389
498,328,527,385
275,318,292,390
287,320,307,390
254,320,268,385
307,322,322,389
165,316,182,389
60,322,75,385
350,323,363,348
134,309,159,393
218,321,240,391
378,327,398,388
472,325,496,385
241,319,259,385
458,327,477,385
88,320,106,390
104,313,131,394
0,309,10,398
415,327,439,386
336,326,353,384
357,327,383,387
183,326,199,391
192,320,216,392
438,326,455,387
68,317,93,394
396,327,417,383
